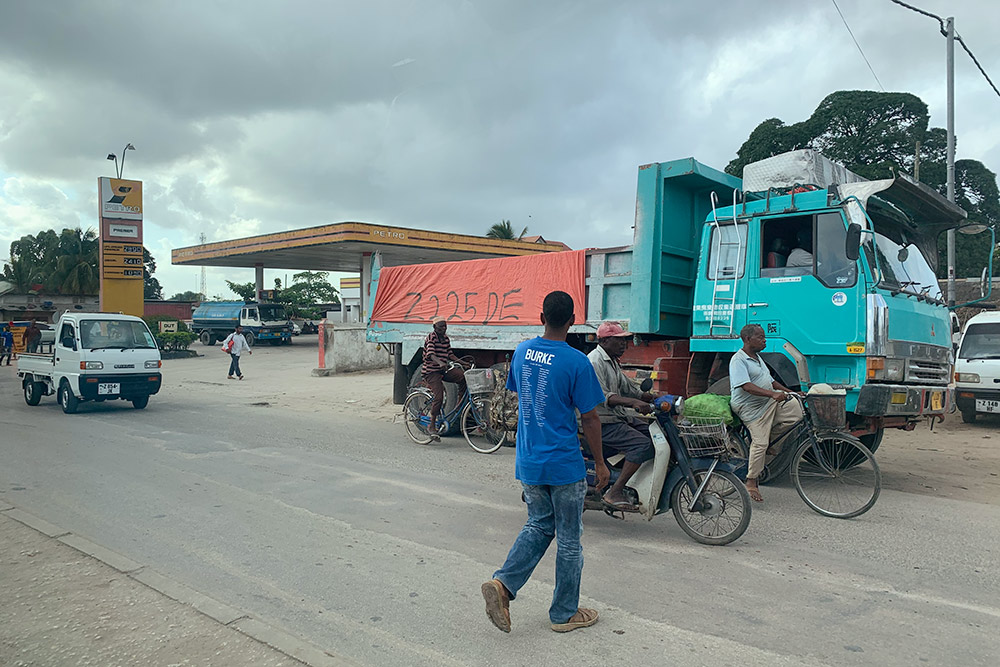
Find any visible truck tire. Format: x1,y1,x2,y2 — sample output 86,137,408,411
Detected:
859,428,884,453
131,395,149,410
59,381,79,414
961,410,977,424
244,332,255,348
24,379,43,406
200,330,212,346
408,363,460,435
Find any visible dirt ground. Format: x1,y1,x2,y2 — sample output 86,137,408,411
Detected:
877,414,1000,506
160,340,1000,507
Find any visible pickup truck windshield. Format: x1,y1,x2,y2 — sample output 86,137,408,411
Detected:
80,319,157,350
258,305,287,321
864,233,943,302
959,323,1000,360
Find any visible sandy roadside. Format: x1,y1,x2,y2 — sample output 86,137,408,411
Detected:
159,338,1000,506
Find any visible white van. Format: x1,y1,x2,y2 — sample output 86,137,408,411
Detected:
954,311,1000,423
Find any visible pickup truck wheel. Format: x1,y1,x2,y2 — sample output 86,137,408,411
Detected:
244,332,255,348
961,409,977,424
59,382,79,414
131,395,150,410
200,331,212,346
24,380,43,406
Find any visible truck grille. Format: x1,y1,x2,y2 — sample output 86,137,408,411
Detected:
905,358,950,385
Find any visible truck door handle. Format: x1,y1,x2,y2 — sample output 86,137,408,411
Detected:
749,303,768,308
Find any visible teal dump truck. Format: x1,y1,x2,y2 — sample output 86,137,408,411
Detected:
191,301,292,347
368,150,970,449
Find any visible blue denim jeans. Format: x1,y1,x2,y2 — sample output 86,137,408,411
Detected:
493,480,586,624
228,353,242,377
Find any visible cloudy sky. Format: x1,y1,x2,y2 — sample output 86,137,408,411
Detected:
1,0,998,298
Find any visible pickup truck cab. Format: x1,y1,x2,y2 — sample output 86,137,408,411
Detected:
955,311,1000,423
17,313,163,413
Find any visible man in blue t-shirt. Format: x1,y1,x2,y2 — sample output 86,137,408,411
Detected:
481,291,609,634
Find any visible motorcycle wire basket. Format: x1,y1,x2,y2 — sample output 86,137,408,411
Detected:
676,418,730,459
464,368,494,398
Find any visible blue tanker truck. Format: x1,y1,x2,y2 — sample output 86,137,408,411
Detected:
191,301,292,347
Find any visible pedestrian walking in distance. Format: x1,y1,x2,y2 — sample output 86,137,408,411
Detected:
482,290,609,634
222,326,252,380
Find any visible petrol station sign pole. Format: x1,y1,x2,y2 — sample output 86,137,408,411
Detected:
98,177,144,316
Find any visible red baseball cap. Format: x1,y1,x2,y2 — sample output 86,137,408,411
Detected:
596,321,630,338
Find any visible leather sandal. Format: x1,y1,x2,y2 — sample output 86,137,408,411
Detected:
551,607,599,632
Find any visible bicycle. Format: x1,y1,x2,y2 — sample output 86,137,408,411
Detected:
402,361,507,454
722,395,881,519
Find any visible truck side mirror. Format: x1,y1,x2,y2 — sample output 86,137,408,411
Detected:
845,223,862,261
639,377,654,392
62,337,76,351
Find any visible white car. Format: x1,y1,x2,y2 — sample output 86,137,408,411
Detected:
954,310,1000,423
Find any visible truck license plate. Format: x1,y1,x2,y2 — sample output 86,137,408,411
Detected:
98,383,120,395
976,399,1000,413
930,391,943,411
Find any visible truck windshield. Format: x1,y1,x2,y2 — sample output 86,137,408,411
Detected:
959,323,1000,360
864,233,943,302
258,305,287,321
80,319,157,350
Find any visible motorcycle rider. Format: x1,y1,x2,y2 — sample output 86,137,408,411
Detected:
586,321,658,511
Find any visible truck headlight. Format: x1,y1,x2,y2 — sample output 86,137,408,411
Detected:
955,372,981,383
145,360,161,369
885,358,905,382
81,361,103,370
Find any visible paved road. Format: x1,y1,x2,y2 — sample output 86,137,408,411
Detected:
1,357,997,666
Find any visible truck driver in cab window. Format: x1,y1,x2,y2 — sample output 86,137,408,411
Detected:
759,213,856,288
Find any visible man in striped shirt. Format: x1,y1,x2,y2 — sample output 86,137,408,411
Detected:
423,319,469,437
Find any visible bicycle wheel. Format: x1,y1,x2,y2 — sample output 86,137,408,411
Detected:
670,469,751,546
461,397,506,454
792,433,880,519
403,391,435,445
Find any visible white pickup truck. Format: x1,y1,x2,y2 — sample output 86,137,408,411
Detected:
17,312,163,414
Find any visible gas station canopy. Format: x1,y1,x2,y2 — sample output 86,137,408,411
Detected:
171,222,567,272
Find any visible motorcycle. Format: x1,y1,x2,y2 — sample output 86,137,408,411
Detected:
583,389,752,545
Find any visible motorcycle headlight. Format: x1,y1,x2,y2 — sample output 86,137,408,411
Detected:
955,372,981,383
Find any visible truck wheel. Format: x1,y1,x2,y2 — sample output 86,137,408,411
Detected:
244,332,255,348
200,330,212,346
961,410,977,424
59,381,79,414
24,380,42,406
131,395,149,410
859,428,884,453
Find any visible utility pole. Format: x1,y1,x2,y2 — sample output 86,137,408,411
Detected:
914,140,921,181
946,16,957,307
199,233,207,300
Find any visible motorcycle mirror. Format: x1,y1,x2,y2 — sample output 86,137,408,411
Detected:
639,377,654,392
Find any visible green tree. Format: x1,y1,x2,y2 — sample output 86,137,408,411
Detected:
486,219,528,240
727,90,999,277
143,248,163,300
48,228,99,295
226,280,256,301
168,290,205,301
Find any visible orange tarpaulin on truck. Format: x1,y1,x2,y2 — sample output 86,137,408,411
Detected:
371,250,586,325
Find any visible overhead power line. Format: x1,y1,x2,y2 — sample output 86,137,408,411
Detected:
889,0,1000,100
831,0,885,91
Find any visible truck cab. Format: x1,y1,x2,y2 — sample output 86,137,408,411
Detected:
17,312,163,413
954,311,1000,422
191,301,292,347
680,151,960,444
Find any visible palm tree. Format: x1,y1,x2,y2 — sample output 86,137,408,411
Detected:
48,228,99,295
486,219,528,240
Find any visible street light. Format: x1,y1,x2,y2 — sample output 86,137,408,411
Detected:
106,143,136,178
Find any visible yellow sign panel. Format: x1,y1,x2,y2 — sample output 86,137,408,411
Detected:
846,344,865,354
103,254,144,268
103,268,144,280
104,243,143,256
100,178,143,221
931,391,943,411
